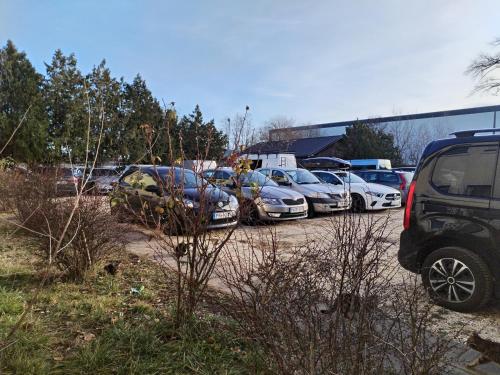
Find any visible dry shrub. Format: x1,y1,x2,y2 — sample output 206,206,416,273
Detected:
0,167,26,212
13,171,124,280
217,213,456,374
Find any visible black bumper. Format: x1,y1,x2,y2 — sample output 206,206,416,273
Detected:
398,230,420,273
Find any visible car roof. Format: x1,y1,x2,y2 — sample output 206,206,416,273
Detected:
355,169,396,173
423,133,500,158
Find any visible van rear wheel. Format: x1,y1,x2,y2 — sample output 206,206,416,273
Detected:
421,247,493,312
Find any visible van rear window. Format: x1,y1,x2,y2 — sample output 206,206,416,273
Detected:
431,145,497,199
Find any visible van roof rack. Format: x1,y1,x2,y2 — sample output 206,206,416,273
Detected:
452,129,500,138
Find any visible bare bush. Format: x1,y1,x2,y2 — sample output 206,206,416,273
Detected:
217,214,456,374
111,109,249,326
13,171,124,280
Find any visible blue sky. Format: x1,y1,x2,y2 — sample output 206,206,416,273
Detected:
1,0,499,130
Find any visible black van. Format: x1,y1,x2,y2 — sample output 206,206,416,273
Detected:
399,129,500,312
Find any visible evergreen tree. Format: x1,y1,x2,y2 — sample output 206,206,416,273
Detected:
120,74,164,163
44,49,87,162
0,40,48,163
85,60,122,163
176,105,228,160
336,122,402,164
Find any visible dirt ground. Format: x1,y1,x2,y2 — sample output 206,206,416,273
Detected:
123,208,500,344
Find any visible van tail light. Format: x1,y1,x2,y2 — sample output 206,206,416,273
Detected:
403,181,416,230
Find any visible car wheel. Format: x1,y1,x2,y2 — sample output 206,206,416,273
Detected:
306,198,315,218
245,203,262,225
421,247,493,312
350,194,366,213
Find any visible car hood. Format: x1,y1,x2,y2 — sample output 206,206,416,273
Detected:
350,182,400,194
295,183,344,196
183,186,231,204
242,185,304,200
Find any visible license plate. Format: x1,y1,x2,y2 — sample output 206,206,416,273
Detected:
289,206,303,213
213,211,234,220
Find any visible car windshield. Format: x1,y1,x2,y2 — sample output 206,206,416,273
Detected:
286,169,321,184
335,172,366,184
158,169,207,188
240,171,278,187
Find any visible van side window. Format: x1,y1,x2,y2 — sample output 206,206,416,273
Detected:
432,145,497,199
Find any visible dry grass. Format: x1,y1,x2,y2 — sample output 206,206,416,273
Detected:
0,218,264,374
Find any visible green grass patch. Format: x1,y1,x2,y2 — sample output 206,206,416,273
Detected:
0,220,266,374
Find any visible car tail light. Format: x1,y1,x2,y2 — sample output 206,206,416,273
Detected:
403,181,416,230
399,175,406,191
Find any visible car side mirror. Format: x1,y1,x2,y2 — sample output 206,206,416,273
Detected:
278,180,292,187
145,185,161,195
225,181,237,189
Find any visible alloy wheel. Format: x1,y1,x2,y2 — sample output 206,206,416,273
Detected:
428,258,475,303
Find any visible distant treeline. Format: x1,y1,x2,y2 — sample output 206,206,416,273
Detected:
0,40,228,165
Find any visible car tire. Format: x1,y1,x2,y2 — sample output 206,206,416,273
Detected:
306,198,315,218
245,203,263,226
421,247,493,312
350,194,366,213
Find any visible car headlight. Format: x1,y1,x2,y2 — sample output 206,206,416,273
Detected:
365,191,384,198
183,198,195,208
261,197,281,205
229,195,239,209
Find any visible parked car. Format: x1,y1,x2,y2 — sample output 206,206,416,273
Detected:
203,168,308,223
399,128,500,312
87,167,121,194
300,156,351,170
112,165,239,231
311,170,401,212
352,170,413,204
256,167,350,217
55,167,82,196
393,166,416,173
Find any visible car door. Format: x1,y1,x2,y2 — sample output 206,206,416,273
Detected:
120,170,160,220
417,143,498,253
488,145,500,249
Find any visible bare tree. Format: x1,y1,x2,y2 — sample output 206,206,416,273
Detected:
467,38,500,95
258,116,297,141
259,116,321,142
380,119,451,165
225,106,256,151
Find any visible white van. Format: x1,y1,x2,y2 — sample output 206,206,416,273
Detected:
349,159,391,170
240,153,297,170
182,160,217,173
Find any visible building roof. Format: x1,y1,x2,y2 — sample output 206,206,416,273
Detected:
244,135,343,158
269,104,500,137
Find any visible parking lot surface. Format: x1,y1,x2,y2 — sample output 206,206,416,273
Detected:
123,208,500,344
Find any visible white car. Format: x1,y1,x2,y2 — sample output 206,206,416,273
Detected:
311,170,401,212
257,167,351,217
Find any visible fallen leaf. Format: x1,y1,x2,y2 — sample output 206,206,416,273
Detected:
83,332,96,342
